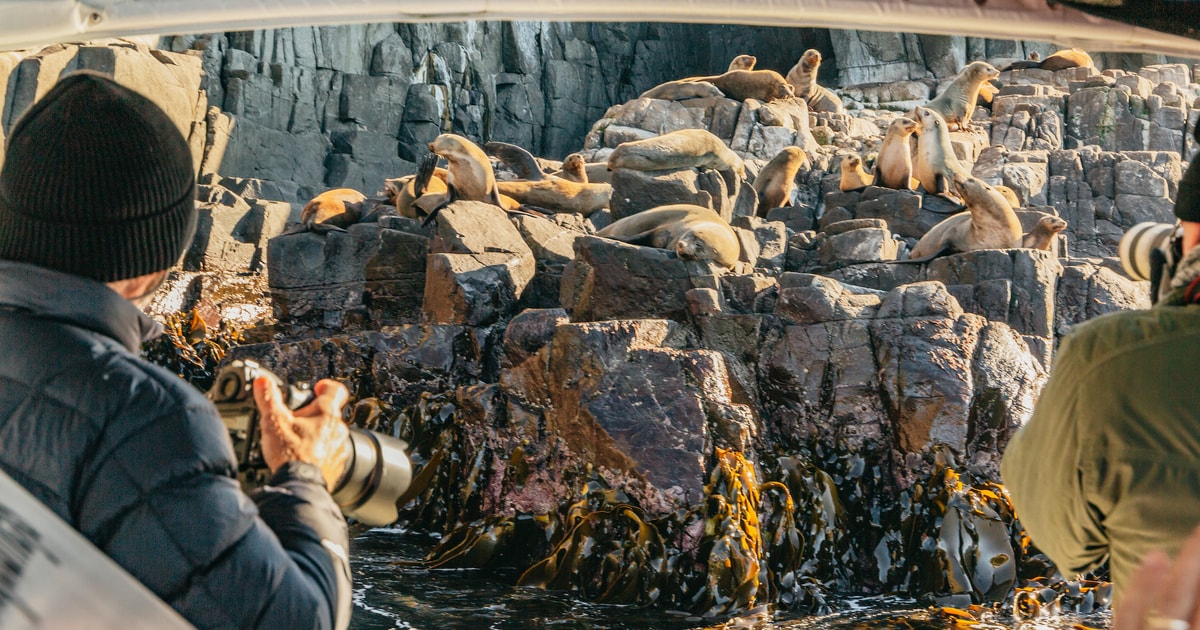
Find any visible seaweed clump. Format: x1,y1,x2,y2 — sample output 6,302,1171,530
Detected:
142,309,243,390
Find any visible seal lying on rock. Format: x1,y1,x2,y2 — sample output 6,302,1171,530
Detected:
596,204,741,268
1003,48,1094,72
495,178,612,216
727,54,757,72
639,80,725,101
912,106,971,200
919,61,1000,131
1022,214,1068,250
607,129,746,179
682,70,794,103
785,49,845,114
873,117,918,190
753,146,809,213
300,188,366,230
839,154,874,192
898,173,1023,263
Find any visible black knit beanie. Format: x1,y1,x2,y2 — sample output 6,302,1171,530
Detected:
0,71,196,282
1177,124,1200,223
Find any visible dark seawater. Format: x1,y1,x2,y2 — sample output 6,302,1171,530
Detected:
348,529,1113,630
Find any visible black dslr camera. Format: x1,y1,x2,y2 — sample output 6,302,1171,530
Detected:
1119,221,1183,304
206,360,412,527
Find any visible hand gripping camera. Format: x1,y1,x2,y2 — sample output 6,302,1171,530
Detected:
206,360,412,527
1119,221,1183,304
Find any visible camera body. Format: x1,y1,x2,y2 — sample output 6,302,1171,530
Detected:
1119,221,1183,304
206,359,412,527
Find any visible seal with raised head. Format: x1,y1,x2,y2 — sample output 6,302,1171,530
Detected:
912,106,971,199
300,188,366,230
596,203,741,268
921,61,1000,131
753,146,809,213
683,70,794,103
428,133,507,207
839,154,874,192
785,49,845,114
607,129,746,179
1022,214,1068,250
727,54,757,72
874,117,918,190
900,173,1023,263
640,80,725,102
556,153,588,183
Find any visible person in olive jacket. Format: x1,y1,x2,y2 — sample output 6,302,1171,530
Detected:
0,71,354,628
1002,147,1200,604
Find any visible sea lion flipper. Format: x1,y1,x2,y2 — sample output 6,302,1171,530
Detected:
484,141,545,181
890,245,953,265
419,185,458,228
603,228,659,247
414,152,441,198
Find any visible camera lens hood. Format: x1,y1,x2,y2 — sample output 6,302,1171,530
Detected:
330,429,413,527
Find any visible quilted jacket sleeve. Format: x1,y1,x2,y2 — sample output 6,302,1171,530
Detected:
74,360,350,630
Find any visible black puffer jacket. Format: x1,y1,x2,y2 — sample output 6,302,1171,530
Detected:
0,261,351,629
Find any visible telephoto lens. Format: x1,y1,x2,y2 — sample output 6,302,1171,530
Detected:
206,360,413,527
1119,222,1179,281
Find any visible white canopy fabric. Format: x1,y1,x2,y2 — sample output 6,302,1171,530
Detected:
2,0,1200,57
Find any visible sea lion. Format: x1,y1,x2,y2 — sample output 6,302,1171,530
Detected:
300,188,366,230
596,203,741,268
1022,214,1068,250
874,117,918,190
484,141,545,181
1003,48,1094,72
556,153,588,183
683,70,794,103
495,178,612,216
727,54,757,72
428,133,506,207
753,146,809,213
640,80,725,102
385,158,451,220
901,173,1023,263
921,61,1000,131
785,49,845,114
912,106,971,199
994,185,1022,209
839,154,874,192
607,129,746,179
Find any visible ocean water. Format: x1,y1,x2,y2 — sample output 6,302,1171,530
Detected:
348,528,1113,630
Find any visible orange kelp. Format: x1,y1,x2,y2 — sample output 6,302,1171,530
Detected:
142,308,243,390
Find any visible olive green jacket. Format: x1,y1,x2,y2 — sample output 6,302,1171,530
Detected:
1001,297,1200,597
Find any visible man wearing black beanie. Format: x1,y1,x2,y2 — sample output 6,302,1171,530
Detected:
1003,124,1200,623
0,71,353,629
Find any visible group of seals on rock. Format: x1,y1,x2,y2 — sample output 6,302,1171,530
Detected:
901,173,1024,263
785,49,845,114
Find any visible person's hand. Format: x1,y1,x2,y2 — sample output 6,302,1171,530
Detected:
1114,523,1200,630
252,376,352,491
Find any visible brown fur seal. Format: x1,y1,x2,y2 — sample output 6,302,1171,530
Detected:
1003,48,1094,72
839,154,874,192
874,117,918,190
994,185,1022,209
901,174,1023,263
596,203,741,268
920,61,1000,131
913,106,971,199
683,70,794,103
1022,214,1068,250
727,54,757,72
556,153,588,183
640,79,725,101
753,146,809,213
428,133,506,207
607,129,746,179
785,49,845,114
385,168,449,219
495,178,612,216
301,188,366,229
